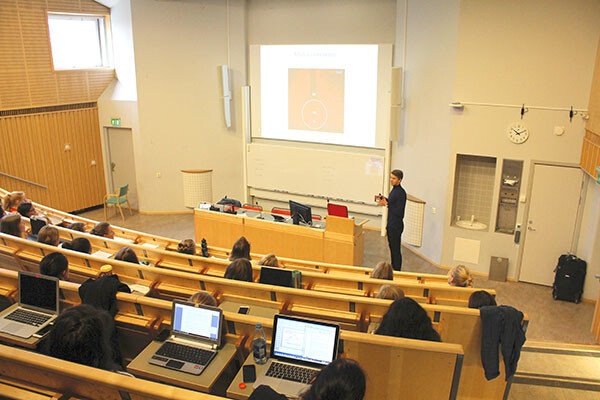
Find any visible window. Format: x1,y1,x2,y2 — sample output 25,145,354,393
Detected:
48,13,111,70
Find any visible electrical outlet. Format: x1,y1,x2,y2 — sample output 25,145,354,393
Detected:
431,207,437,214
156,172,161,178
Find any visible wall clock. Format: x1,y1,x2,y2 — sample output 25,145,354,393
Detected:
507,122,529,144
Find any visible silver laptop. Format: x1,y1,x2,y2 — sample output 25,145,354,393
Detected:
253,315,340,398
0,271,59,339
149,300,222,375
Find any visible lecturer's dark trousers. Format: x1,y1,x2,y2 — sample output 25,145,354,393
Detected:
387,225,403,271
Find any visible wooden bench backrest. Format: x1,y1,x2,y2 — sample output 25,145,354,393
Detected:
0,343,224,400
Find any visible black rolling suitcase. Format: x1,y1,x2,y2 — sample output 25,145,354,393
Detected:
552,254,587,303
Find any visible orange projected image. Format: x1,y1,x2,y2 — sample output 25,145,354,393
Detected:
288,68,345,133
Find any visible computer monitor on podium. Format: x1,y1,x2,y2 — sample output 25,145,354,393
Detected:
289,200,312,226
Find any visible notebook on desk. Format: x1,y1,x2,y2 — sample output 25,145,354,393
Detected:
253,315,340,398
0,271,59,339
149,300,223,375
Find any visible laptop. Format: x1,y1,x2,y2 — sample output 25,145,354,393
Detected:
259,266,302,289
0,271,59,339
149,300,223,375
253,315,340,398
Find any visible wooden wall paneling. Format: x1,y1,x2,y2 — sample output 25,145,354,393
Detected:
0,107,106,211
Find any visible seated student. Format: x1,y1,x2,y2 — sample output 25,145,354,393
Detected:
177,238,196,255
68,222,87,232
250,358,366,400
224,258,253,282
90,222,115,239
229,236,251,260
79,265,131,317
375,298,441,342
62,237,92,254
468,290,497,309
16,202,36,218
368,285,406,333
447,265,473,287
188,291,218,307
40,252,69,280
0,213,26,238
66,222,85,232
370,261,394,280
2,191,27,213
258,253,280,268
114,246,140,264
37,225,60,246
42,304,120,371
376,284,405,301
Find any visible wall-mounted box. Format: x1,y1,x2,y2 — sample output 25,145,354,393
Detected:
495,159,523,234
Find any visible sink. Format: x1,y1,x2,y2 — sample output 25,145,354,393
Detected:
455,220,488,230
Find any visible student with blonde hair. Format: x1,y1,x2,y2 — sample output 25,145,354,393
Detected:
38,225,60,246
188,291,218,307
2,191,27,212
370,261,394,280
258,253,279,268
448,264,473,287
376,284,405,301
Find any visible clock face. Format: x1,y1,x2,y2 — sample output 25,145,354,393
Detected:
507,123,529,144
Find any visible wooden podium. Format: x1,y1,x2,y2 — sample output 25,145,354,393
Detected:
194,209,365,265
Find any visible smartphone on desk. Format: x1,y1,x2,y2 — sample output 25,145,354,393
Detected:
238,306,250,315
243,365,256,383
33,323,53,338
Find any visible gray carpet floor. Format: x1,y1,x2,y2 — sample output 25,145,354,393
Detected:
84,208,598,345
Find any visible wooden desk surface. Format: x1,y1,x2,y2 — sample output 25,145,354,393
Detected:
219,300,280,321
127,340,237,393
226,354,270,400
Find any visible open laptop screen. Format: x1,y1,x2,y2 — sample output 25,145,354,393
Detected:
19,272,58,313
172,301,221,342
271,315,339,366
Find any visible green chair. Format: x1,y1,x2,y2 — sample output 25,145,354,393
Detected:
104,184,132,222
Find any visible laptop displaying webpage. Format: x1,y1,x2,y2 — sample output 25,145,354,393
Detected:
172,302,220,341
20,273,57,312
273,317,337,365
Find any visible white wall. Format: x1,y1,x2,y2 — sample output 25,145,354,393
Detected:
392,0,460,262
129,0,246,212
578,177,600,301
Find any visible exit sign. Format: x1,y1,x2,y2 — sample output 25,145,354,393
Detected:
110,118,121,127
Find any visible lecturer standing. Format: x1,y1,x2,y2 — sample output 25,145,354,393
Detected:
377,170,407,271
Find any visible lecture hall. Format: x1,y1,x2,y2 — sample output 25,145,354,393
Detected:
1,1,600,399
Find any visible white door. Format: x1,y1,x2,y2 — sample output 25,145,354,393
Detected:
519,164,583,286
106,128,138,209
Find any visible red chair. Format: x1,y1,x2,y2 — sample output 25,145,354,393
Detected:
243,204,263,212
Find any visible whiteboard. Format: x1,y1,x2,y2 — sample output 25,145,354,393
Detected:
246,143,385,204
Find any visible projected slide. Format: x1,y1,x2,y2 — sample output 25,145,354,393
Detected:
288,68,345,133
259,45,379,148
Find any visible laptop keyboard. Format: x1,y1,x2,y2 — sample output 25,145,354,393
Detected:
5,309,51,326
266,362,317,384
156,342,214,365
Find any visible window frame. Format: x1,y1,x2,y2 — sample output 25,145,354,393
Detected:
47,12,113,72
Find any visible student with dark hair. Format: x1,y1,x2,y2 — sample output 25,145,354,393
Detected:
39,252,69,280
90,222,114,239
375,298,441,342
250,358,366,400
42,304,119,371
16,202,35,218
468,290,497,309
0,213,26,238
224,258,253,282
0,205,5,218
114,246,139,264
230,236,251,260
37,225,60,246
177,239,196,255
62,237,92,254
68,222,87,232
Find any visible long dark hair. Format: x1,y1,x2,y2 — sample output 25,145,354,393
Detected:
230,236,251,260
0,214,23,237
375,298,441,342
63,237,92,254
114,246,139,264
301,358,366,400
43,304,114,370
224,258,253,282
